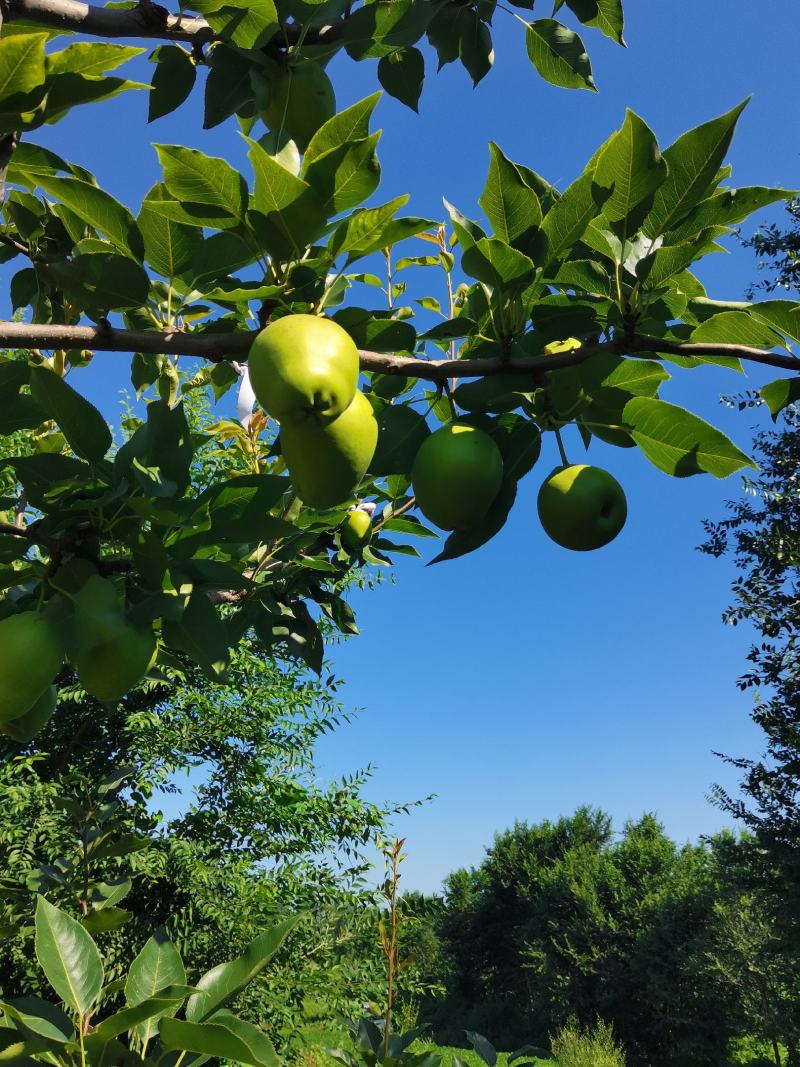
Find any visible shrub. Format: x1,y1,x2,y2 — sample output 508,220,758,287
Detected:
551,1019,626,1067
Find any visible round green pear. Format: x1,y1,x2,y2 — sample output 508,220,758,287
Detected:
537,464,627,551
341,509,373,550
0,685,56,743
248,315,360,427
411,423,504,531
0,611,63,723
281,390,378,509
76,624,157,704
260,59,336,152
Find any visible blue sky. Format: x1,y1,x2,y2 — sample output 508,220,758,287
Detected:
5,1,799,892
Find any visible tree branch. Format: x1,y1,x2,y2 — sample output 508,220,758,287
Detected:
5,0,341,46
0,321,798,379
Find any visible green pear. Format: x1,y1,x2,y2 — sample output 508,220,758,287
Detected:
537,464,627,551
341,509,373,550
248,315,360,427
260,59,336,151
281,390,378,509
0,685,56,743
76,624,157,704
411,423,504,531
0,611,63,723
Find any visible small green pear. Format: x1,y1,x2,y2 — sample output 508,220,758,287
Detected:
260,59,336,151
248,315,360,427
411,423,504,531
281,390,378,509
341,509,373,550
76,624,157,704
0,685,56,743
0,611,63,723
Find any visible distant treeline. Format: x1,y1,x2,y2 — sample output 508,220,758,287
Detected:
395,808,798,1067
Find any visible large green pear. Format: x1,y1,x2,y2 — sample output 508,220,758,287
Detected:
537,464,627,551
0,685,56,743
76,624,157,704
260,59,336,152
281,390,378,509
0,611,63,723
411,423,504,531
248,315,360,427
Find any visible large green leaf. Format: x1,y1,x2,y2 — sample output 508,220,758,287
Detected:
30,174,143,258
46,252,150,312
303,93,382,167
125,928,186,1009
203,43,253,129
201,0,279,49
331,195,409,259
138,184,202,279
29,367,112,463
461,237,537,291
760,377,800,420
185,917,300,1022
303,133,382,215
93,992,187,1042
593,110,666,228
342,0,429,59
246,136,326,260
525,20,595,91
34,896,103,1016
557,0,624,43
691,310,787,351
148,45,196,122
643,100,749,238
0,33,47,101
479,142,541,245
378,47,424,111
624,397,756,477
155,144,247,220
541,171,595,269
159,1017,276,1066
46,42,144,77
666,186,795,243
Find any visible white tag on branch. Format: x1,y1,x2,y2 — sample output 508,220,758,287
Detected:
235,364,256,428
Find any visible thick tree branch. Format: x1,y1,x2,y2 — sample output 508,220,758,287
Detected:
0,321,798,378
4,0,340,46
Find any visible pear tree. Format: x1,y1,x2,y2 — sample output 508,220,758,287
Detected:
0,0,795,733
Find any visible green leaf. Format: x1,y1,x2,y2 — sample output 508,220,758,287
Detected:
34,896,103,1016
30,174,143,258
204,43,253,129
125,928,186,1011
444,199,486,251
202,0,279,49
164,592,230,681
479,142,541,246
623,396,756,477
342,0,429,59
303,133,382,215
159,1017,276,1066
666,186,795,243
370,402,430,475
46,42,145,77
759,377,800,420
554,258,614,298
461,237,536,291
148,45,196,122
93,992,186,1042
332,195,410,259
525,20,595,91
80,908,132,935
560,0,624,43
593,109,666,227
185,917,300,1022
29,367,111,463
0,33,47,101
541,171,595,269
303,93,382,167
0,997,73,1043
691,310,787,351
211,1012,279,1067
155,144,247,220
643,100,749,238
46,252,150,312
138,184,201,279
246,135,326,260
378,47,424,111
458,11,493,86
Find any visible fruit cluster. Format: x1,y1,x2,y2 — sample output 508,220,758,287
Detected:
247,315,629,551
0,575,156,735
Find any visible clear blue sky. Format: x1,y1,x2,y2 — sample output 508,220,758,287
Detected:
5,2,798,893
